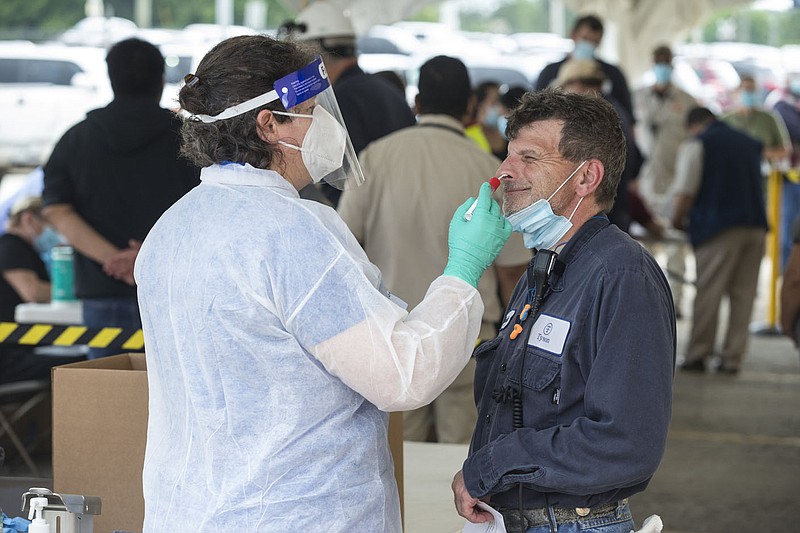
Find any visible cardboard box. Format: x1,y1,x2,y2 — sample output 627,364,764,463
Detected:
52,353,147,533
52,354,405,533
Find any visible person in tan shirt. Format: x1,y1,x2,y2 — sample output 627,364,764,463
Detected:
338,56,529,443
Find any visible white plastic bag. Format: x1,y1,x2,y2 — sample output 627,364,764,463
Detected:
630,514,663,533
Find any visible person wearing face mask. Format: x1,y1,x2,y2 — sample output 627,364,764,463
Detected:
535,15,634,122
452,89,675,533
134,36,512,532
473,81,509,159
768,73,800,270
633,45,697,317
0,197,82,384
722,75,790,166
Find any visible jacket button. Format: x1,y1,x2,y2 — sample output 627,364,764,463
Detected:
500,363,507,372
479,480,486,490
575,507,591,517
485,414,491,424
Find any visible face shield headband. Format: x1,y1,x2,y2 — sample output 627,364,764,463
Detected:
186,56,365,190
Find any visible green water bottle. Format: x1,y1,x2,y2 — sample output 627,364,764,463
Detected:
51,245,76,303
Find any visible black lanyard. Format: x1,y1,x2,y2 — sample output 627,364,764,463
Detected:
416,122,465,137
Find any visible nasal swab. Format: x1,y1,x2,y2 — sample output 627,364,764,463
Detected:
464,177,502,221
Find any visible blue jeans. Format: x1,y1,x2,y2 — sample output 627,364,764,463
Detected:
522,502,634,533
81,297,142,359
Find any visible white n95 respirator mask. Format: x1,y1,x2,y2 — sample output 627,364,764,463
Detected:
275,106,347,183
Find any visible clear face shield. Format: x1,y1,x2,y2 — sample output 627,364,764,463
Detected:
189,57,365,191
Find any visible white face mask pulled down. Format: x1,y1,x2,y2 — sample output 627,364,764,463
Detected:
274,106,347,183
506,161,587,250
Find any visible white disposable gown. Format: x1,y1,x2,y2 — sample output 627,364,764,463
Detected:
135,163,484,532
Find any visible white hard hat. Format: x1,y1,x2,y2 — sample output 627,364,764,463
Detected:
295,1,355,41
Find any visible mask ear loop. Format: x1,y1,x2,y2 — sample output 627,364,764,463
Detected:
273,110,314,119
274,110,316,152
546,160,588,202
567,196,584,222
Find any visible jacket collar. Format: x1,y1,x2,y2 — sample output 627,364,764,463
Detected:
199,163,299,197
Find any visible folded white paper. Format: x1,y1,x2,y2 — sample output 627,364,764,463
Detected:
462,502,507,533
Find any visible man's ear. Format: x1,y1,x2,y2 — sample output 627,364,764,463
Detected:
256,109,279,143
576,159,605,197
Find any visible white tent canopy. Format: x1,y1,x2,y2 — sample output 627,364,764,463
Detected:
278,0,757,79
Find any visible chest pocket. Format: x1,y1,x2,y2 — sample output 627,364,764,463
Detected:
473,337,503,404
509,347,562,430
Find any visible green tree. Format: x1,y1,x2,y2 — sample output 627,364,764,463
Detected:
700,6,800,46
0,0,295,40
0,0,84,38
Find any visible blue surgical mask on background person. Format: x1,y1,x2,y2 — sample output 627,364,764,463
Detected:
789,78,800,97
483,107,500,128
653,64,672,86
34,225,63,256
34,225,65,274
497,116,509,139
740,90,758,109
573,40,596,60
506,161,587,250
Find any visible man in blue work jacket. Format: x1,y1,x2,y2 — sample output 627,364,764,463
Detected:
452,89,676,533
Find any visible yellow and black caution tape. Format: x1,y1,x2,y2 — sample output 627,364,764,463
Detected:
0,322,143,350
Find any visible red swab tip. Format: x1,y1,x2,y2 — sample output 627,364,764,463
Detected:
489,177,501,191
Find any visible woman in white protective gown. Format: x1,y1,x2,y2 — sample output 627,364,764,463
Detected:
134,35,511,532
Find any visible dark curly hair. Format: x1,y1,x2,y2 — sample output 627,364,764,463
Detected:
506,89,626,211
178,35,315,169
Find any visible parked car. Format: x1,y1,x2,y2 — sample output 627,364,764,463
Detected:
159,42,211,110
0,42,112,174
681,56,740,111
59,16,139,48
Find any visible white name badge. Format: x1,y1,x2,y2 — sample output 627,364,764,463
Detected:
527,314,571,355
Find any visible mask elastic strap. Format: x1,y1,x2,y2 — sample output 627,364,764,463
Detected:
568,196,584,221
275,109,316,151
547,160,587,202
191,89,279,123
278,140,305,152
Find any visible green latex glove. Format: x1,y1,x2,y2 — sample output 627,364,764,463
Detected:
443,181,513,287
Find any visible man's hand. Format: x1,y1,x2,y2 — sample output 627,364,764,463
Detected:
103,239,142,286
452,470,493,524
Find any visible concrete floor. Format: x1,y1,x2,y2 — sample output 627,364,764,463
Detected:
628,318,800,533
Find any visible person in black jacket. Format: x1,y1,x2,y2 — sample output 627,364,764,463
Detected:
42,38,200,359
535,14,634,122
